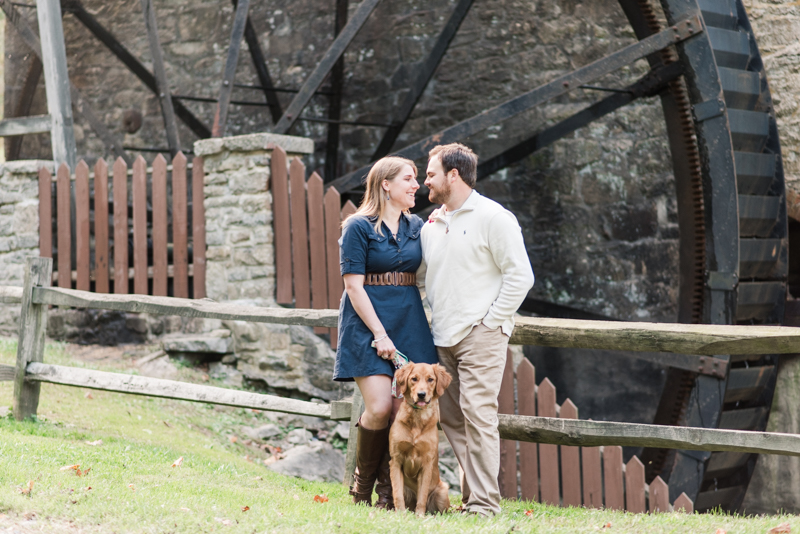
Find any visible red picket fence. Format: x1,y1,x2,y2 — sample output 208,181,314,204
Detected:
270,146,355,349
498,355,694,513
39,154,206,298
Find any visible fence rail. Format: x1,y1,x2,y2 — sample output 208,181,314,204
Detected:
7,257,800,515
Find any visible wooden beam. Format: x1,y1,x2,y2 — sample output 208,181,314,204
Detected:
324,0,347,182
25,362,333,418
26,284,800,355
212,0,250,137
13,257,52,420
0,115,52,136
32,286,340,327
35,0,77,169
371,0,476,160
0,364,14,382
0,286,23,303
328,15,703,194
272,0,383,134
6,55,43,160
63,0,211,138
236,0,282,123
140,0,181,157
497,414,800,457
70,86,132,164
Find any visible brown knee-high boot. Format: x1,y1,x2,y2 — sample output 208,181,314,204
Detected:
349,423,389,505
373,448,394,510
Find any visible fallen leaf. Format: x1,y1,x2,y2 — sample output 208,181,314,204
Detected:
768,524,791,534
60,464,80,471
85,487,92,491
603,523,612,529
78,467,91,477
84,392,93,399
201,374,210,382
19,480,34,495
171,457,184,468
254,476,262,481
716,529,727,534
86,440,103,446
313,495,329,503
293,494,299,500
264,456,278,466
243,455,253,462
241,506,250,512
128,484,135,491
162,421,171,428
229,435,238,444
214,518,233,526
179,507,191,512
0,513,7,519
524,509,533,517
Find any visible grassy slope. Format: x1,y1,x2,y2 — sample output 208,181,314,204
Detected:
0,338,798,533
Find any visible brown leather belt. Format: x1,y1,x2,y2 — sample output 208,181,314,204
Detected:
364,272,416,286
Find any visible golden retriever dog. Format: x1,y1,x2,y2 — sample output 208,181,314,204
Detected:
389,362,452,516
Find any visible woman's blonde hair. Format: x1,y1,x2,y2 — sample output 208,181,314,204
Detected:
346,156,417,235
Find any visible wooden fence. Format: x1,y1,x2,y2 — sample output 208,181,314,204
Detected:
270,146,355,348
40,154,206,298
498,355,693,512
10,258,800,515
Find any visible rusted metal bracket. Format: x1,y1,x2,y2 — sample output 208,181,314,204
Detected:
696,355,728,378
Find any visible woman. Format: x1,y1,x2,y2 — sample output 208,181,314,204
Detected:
333,156,438,509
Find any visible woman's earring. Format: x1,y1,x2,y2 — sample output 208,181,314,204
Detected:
386,192,391,201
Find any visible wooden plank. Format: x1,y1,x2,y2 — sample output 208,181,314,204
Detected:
603,445,624,510
648,476,669,513
25,362,332,419
289,158,310,309
673,492,693,513
51,264,195,285
0,286,23,303
13,257,52,420
0,115,52,136
56,163,71,289
271,146,292,304
152,154,168,296
212,0,250,138
324,186,342,347
36,0,77,169
75,160,90,291
132,156,148,295
94,159,110,293
272,0,383,134
237,0,282,123
6,57,43,160
38,167,52,258
724,366,774,403
172,152,189,298
495,414,800,457
719,407,768,430
33,287,339,328
582,445,602,508
191,157,206,298
705,450,751,478
537,378,559,505
70,84,131,164
560,399,581,507
498,350,517,499
337,201,357,344
694,486,744,511
324,0,348,182
516,359,538,502
508,317,800,355
625,456,646,513
0,364,14,381
306,172,328,334
140,0,181,157
112,157,128,295
343,387,365,486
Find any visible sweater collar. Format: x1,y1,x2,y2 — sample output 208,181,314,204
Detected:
434,190,480,221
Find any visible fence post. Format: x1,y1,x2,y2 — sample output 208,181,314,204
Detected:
13,257,53,420
342,387,365,487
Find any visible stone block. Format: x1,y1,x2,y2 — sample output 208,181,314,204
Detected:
242,423,282,441
194,133,314,157
268,441,344,483
162,334,234,354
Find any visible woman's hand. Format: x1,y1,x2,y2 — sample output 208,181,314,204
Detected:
373,336,397,360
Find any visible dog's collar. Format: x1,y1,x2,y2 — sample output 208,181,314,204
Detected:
407,398,431,410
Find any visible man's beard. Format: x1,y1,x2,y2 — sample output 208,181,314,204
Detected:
428,180,451,205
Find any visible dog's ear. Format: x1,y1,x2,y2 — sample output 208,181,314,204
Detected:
433,364,452,397
395,363,413,395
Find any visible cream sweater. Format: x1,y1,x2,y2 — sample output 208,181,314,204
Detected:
418,191,535,347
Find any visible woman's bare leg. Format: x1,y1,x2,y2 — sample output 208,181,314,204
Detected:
354,375,393,430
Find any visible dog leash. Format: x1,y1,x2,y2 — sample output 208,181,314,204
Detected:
390,350,409,398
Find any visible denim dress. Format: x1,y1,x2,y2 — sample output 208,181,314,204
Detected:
333,213,438,381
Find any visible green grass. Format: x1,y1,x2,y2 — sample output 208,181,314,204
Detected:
1,338,799,533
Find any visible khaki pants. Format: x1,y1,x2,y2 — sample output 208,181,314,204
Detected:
437,323,509,516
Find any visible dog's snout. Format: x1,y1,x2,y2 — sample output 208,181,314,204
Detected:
417,391,426,399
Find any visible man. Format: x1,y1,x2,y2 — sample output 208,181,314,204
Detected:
419,143,534,516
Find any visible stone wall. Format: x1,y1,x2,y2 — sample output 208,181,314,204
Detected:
0,160,50,336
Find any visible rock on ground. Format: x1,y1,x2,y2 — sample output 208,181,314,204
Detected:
268,441,345,483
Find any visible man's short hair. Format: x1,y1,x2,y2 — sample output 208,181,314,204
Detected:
429,143,478,187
